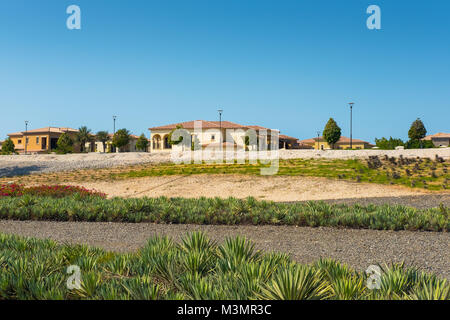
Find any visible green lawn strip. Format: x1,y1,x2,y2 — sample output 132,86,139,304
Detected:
0,232,448,300
0,196,447,231
114,159,449,191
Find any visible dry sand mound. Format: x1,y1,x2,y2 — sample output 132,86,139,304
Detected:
75,174,429,202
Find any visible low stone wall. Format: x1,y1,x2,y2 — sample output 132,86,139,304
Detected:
0,148,448,167
279,148,450,160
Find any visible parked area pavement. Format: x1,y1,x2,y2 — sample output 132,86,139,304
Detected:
0,221,448,278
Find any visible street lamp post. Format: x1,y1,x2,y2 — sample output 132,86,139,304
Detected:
112,115,117,153
316,131,321,150
25,121,29,155
218,109,223,143
348,102,354,149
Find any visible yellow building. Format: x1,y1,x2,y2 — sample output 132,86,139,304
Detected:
7,127,79,154
298,136,374,150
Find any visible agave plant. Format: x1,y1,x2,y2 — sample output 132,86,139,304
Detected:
0,232,448,300
257,265,332,300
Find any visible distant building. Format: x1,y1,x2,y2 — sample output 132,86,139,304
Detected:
7,127,79,154
148,120,289,152
85,134,141,153
279,135,309,149
422,133,450,147
298,136,374,150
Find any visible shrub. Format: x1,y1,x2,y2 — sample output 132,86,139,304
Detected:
405,139,435,149
374,137,404,150
56,133,74,154
0,184,106,198
1,138,16,155
112,129,130,152
136,134,149,152
0,196,446,231
167,125,184,145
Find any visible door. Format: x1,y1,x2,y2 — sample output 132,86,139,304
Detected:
41,137,47,150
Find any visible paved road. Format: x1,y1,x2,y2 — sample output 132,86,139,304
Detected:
0,221,448,279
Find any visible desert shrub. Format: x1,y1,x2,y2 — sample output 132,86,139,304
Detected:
0,232,447,300
0,196,446,231
0,184,106,198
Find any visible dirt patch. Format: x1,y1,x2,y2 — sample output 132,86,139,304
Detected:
73,174,431,202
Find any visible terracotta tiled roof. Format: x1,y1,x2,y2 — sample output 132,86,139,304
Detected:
422,132,450,140
298,136,371,144
8,127,78,136
107,133,140,139
279,134,298,141
149,120,248,130
201,141,240,148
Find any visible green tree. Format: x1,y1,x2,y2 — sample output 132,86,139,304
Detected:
96,131,110,153
191,135,201,151
76,126,92,153
405,139,435,149
375,137,404,150
56,133,74,154
1,138,15,155
323,118,341,149
407,118,428,149
112,129,131,152
168,125,185,145
136,134,149,152
408,118,427,141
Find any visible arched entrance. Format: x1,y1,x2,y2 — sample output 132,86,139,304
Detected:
163,135,172,149
152,135,161,150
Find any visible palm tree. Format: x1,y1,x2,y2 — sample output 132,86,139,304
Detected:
96,131,110,153
76,126,92,153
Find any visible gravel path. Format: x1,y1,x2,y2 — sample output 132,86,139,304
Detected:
293,194,450,209
0,153,169,177
0,221,448,278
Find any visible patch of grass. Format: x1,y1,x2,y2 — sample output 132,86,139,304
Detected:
116,157,449,191
0,195,447,231
0,232,447,300
1,157,448,191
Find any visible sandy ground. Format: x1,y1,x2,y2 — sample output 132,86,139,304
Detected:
0,221,448,278
74,174,430,201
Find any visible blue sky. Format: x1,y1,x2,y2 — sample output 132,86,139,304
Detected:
0,0,449,143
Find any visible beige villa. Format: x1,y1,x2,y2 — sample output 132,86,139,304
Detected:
85,134,141,153
298,136,374,150
148,120,299,152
